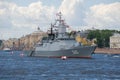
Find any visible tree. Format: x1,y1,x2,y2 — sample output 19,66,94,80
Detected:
87,29,114,48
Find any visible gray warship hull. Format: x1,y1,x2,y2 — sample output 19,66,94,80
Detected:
27,46,96,58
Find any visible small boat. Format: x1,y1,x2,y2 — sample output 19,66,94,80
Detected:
3,47,11,52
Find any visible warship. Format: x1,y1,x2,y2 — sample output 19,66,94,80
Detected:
27,12,96,58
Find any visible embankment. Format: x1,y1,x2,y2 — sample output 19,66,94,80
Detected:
95,48,120,54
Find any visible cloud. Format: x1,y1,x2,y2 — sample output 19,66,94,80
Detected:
0,1,56,28
0,0,120,40
84,2,120,30
0,1,14,28
0,1,56,39
12,1,56,29
59,0,84,26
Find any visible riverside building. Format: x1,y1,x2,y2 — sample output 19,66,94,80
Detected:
110,33,120,48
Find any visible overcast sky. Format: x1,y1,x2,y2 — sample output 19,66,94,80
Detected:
0,0,120,40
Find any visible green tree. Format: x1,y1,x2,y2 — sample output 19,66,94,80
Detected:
87,29,114,48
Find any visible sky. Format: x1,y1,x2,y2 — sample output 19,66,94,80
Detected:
0,0,120,40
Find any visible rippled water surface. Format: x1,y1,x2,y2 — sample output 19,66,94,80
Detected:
0,51,120,80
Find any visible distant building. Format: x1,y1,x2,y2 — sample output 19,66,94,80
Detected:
3,28,47,50
110,33,120,48
77,30,89,38
23,29,47,50
3,38,18,49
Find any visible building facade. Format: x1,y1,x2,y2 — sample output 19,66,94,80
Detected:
3,29,47,50
110,33,120,48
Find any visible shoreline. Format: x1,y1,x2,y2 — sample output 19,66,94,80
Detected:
94,48,120,54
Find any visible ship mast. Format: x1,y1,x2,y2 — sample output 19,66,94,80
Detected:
55,12,67,34
57,12,62,24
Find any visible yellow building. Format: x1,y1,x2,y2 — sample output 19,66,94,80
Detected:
3,28,47,50
3,38,18,48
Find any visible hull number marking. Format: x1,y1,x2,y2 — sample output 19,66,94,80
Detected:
72,50,79,54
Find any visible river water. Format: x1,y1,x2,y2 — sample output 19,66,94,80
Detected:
0,51,120,80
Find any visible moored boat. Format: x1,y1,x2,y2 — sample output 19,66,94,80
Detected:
3,47,12,52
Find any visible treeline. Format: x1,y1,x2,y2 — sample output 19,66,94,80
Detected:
87,29,120,48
